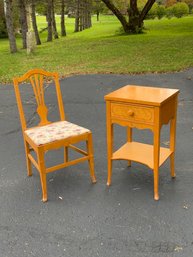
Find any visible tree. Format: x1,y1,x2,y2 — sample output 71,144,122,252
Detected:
4,0,17,53
146,2,157,19
166,5,173,18
182,0,193,12
74,0,92,32
84,0,92,29
75,0,81,32
31,0,41,45
165,0,176,7
101,0,156,33
0,1,7,38
18,0,28,49
92,0,106,21
26,2,36,54
61,0,66,36
51,0,59,39
157,4,165,19
47,0,52,41
173,2,189,18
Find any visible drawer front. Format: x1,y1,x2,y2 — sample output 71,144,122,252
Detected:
111,103,154,123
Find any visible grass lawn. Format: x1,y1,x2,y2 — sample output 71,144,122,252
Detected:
0,15,193,83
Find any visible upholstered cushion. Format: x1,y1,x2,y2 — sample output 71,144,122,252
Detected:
25,121,90,145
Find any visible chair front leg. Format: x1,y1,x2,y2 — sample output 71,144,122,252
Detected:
24,140,32,176
37,148,48,202
87,133,97,184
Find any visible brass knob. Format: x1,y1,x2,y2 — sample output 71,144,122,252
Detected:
128,110,134,116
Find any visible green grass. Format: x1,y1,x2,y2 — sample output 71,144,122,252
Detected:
0,15,193,83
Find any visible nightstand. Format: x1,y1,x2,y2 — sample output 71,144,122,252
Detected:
105,85,179,200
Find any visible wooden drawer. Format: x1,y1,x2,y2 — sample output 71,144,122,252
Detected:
111,103,154,124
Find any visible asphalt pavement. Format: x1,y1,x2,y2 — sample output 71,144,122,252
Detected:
0,69,193,257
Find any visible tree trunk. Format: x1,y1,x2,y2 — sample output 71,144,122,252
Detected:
75,0,92,32
47,0,52,41
61,0,66,36
79,0,83,31
18,0,28,49
96,11,99,21
88,0,92,28
31,0,41,45
101,0,130,32
4,0,17,53
84,3,88,29
85,0,92,29
51,0,59,39
102,0,156,34
139,0,155,23
128,0,142,33
74,0,80,32
26,3,36,54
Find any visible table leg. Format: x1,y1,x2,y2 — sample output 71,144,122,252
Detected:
107,127,113,186
127,127,132,167
170,116,177,178
106,101,113,186
153,109,160,201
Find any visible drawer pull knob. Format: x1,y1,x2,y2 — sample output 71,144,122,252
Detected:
128,110,134,116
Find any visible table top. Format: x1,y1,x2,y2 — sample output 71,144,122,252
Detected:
105,85,179,106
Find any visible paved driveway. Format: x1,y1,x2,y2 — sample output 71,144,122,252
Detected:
0,69,193,257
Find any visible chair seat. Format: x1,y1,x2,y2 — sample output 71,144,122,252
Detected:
25,121,90,146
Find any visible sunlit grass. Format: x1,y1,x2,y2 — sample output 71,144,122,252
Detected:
0,15,193,83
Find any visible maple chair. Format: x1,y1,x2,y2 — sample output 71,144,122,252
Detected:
13,69,96,202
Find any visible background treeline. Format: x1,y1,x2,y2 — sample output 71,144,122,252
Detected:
147,0,192,19
110,0,192,19
0,0,107,39
1,0,107,52
0,0,192,53
1,0,192,39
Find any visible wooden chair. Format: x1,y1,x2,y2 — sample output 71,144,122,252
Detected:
13,69,96,202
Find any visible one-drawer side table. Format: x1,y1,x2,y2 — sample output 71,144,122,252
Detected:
104,85,179,200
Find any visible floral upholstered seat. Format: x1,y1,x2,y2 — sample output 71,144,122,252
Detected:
25,121,90,146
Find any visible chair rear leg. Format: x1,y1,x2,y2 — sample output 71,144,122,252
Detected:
87,133,97,183
64,146,69,162
37,148,48,202
24,140,32,176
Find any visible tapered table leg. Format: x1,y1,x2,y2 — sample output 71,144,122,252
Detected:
106,101,113,186
127,127,132,167
153,108,160,201
170,116,177,178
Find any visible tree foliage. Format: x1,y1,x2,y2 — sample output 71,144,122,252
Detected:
165,0,177,7
157,4,166,19
92,0,107,20
173,2,189,17
146,2,158,19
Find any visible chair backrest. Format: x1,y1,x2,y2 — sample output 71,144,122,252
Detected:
13,69,65,132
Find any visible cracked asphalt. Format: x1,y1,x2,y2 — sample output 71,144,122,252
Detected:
0,69,193,257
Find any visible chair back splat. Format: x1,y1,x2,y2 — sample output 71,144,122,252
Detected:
13,69,65,131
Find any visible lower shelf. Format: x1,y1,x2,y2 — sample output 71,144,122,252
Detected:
112,142,172,169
